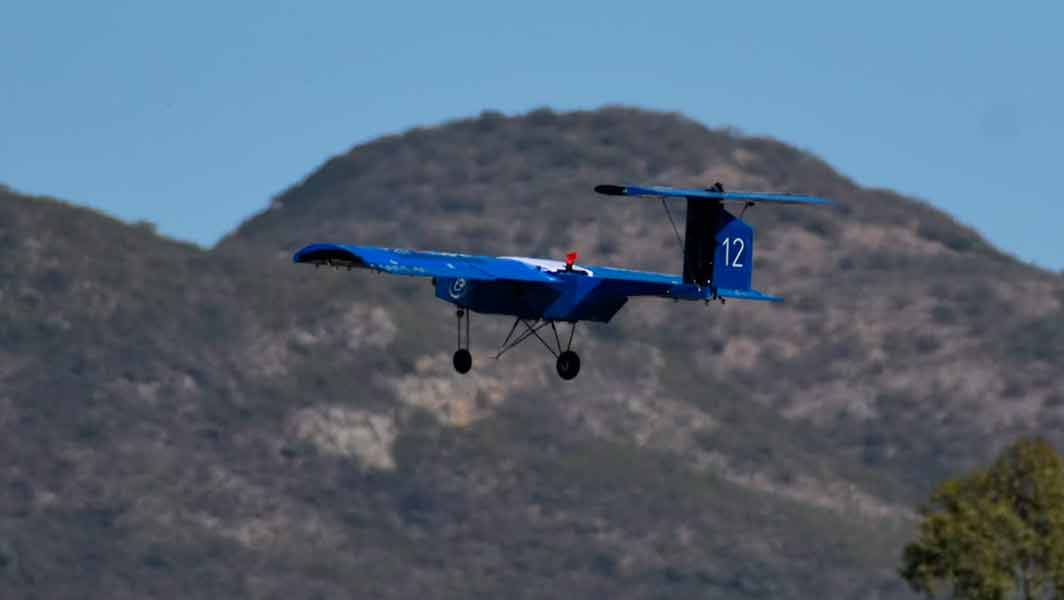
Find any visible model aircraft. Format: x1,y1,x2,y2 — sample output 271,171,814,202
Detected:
294,183,831,380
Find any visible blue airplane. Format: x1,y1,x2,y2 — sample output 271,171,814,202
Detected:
294,183,831,380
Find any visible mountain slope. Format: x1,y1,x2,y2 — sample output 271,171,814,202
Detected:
0,185,910,599
1,108,1061,599
222,107,1064,486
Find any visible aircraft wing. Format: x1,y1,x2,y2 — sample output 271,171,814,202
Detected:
595,184,831,206
293,243,561,283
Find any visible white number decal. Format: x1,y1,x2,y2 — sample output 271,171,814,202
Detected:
722,238,745,268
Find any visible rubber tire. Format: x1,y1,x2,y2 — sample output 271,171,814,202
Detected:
556,350,581,380
453,349,472,374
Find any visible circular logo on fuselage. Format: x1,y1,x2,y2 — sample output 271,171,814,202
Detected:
448,278,468,300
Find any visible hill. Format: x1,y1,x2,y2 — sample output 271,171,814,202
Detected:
2,108,1062,598
221,107,1064,485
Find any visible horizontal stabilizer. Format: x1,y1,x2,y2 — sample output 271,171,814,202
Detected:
595,184,831,206
717,288,783,303
666,284,782,302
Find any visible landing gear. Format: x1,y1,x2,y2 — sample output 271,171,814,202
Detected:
496,319,582,380
447,308,583,379
556,350,581,380
453,308,472,374
453,349,472,374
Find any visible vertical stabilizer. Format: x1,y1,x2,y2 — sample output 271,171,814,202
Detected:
682,201,753,291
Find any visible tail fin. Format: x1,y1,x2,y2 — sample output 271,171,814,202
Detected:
682,202,753,292
595,179,829,301
712,209,753,291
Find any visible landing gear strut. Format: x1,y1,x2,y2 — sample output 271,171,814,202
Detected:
453,308,472,374
496,319,581,380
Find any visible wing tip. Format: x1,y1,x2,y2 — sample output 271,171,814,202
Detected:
594,184,626,196
292,243,365,267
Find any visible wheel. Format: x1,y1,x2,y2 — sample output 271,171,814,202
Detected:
453,349,472,374
556,350,581,380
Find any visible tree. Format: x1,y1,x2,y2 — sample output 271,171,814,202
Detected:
900,437,1064,599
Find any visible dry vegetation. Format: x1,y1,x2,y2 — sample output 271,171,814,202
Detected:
1,108,1061,598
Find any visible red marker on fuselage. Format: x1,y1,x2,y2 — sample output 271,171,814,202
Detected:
565,251,578,271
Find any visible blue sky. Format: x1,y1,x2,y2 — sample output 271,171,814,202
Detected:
2,1,1062,269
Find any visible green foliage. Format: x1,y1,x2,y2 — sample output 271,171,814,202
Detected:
900,438,1064,599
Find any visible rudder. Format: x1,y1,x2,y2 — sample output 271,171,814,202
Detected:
712,210,753,291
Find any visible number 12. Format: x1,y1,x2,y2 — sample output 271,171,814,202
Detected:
722,237,745,268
